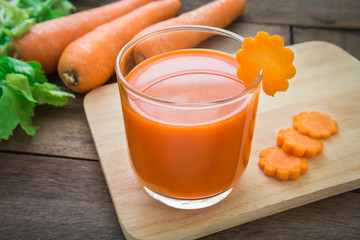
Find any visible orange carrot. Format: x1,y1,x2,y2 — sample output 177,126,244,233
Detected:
293,111,338,139
277,128,324,157
133,0,247,63
10,0,157,74
58,0,181,93
258,147,308,180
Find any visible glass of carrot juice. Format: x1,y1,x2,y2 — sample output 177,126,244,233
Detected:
115,25,262,210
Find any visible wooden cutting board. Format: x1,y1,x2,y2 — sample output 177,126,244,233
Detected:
84,41,360,240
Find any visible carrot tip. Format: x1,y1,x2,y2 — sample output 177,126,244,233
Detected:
62,71,78,86
11,48,21,59
134,52,146,64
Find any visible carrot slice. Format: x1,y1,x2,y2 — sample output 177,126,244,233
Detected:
293,111,338,139
235,31,296,97
277,128,323,157
258,147,308,180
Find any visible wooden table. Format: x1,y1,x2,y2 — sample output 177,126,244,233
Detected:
1,0,359,239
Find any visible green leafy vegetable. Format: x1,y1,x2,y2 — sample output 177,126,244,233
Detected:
0,0,76,141
19,0,76,22
0,56,75,141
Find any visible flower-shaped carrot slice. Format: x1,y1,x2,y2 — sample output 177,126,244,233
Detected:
293,111,338,139
236,31,296,97
277,128,323,157
258,147,308,180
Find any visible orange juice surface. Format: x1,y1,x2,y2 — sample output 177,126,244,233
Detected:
120,49,260,199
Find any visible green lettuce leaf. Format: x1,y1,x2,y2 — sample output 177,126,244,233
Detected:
33,82,74,106
6,73,36,102
0,0,33,56
0,0,30,27
10,18,36,38
7,82,38,136
0,56,38,86
0,56,75,141
18,0,76,22
0,83,20,140
0,0,76,141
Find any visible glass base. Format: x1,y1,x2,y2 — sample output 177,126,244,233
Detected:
143,186,233,210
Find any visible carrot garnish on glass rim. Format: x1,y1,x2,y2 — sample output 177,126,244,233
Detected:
235,31,296,96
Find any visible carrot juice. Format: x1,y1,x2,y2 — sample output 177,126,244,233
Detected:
118,48,261,200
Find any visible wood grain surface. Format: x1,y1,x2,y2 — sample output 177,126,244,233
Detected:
84,41,360,239
0,0,359,239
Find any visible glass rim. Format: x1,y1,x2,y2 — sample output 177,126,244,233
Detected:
115,25,263,106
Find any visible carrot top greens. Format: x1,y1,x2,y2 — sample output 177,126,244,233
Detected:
0,0,76,141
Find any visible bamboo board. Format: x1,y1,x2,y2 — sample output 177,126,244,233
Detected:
84,41,360,240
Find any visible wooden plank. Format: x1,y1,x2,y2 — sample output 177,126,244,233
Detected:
293,27,360,59
201,191,360,239
0,153,358,239
84,41,360,239
226,22,291,45
241,0,360,29
0,152,124,239
70,0,360,29
70,0,116,10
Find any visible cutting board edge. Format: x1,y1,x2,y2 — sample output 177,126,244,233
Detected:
120,177,360,240
289,40,359,60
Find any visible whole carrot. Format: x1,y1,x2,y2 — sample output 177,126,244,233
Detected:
58,0,181,93
10,0,156,74
133,0,247,63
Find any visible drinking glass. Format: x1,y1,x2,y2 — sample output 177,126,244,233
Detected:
115,25,262,209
